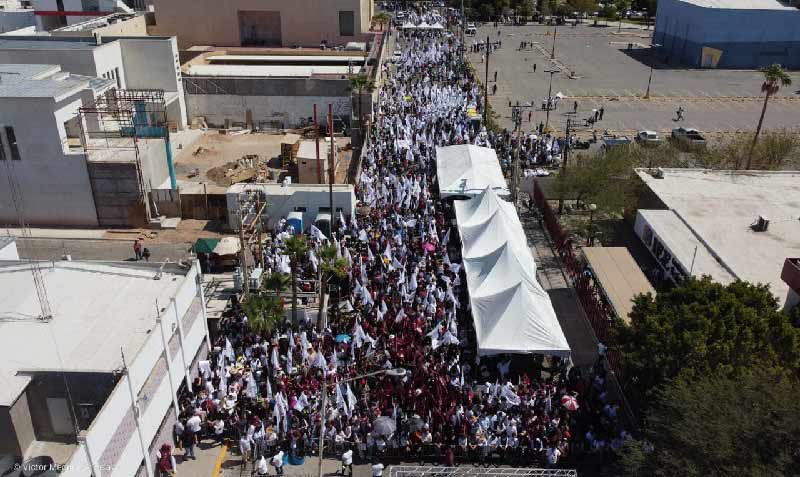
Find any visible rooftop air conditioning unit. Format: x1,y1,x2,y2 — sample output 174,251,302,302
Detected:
652,167,665,179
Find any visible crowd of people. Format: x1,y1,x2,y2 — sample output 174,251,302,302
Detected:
157,9,630,477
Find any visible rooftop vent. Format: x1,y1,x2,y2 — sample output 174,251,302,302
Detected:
751,215,770,232
651,167,665,179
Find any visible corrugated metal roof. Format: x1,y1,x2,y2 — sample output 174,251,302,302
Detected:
681,0,796,9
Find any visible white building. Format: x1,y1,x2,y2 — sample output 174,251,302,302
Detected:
0,34,188,228
0,1,35,34
31,0,134,31
633,168,800,306
0,35,186,129
0,64,174,227
0,258,210,477
226,182,356,232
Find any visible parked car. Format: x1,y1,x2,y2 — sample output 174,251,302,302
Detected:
600,134,632,152
635,130,662,146
391,50,403,63
671,127,707,149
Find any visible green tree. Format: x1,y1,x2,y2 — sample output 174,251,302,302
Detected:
750,64,793,168
614,277,800,407
616,368,800,477
568,0,597,15
348,73,376,133
264,271,290,306
553,149,639,216
242,295,283,335
317,244,349,330
284,235,309,326
371,12,391,31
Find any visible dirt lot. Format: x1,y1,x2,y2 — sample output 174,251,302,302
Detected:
174,131,287,186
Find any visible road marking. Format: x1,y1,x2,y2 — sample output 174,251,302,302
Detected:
212,444,228,477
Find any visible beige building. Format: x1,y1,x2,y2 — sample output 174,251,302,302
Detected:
151,0,374,48
297,139,338,184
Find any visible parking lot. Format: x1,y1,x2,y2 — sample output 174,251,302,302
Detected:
468,23,800,139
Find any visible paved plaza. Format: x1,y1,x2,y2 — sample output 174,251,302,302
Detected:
468,23,800,139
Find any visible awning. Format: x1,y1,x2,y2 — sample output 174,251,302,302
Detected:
213,237,241,256
193,238,220,255
436,145,509,198
582,247,656,323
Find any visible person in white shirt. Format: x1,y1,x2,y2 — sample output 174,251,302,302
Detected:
213,419,225,444
372,462,384,477
239,434,253,463
341,449,353,477
271,450,284,476
256,455,269,476
546,446,561,467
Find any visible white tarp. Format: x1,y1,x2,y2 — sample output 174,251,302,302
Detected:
454,187,570,357
436,145,510,198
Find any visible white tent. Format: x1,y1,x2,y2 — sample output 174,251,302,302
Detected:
455,187,570,357
436,145,510,198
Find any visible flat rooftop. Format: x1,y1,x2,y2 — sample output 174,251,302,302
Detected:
0,260,189,406
637,168,800,304
206,55,367,64
185,64,362,78
0,64,113,99
680,0,799,9
228,182,354,195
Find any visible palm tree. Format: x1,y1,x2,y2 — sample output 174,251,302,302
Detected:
749,64,792,169
284,234,308,326
263,271,290,306
372,12,390,31
317,244,349,330
348,73,376,134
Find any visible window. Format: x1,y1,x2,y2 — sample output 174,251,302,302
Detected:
5,127,20,160
339,11,355,36
114,67,121,88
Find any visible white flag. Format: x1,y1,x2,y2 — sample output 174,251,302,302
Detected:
346,383,357,415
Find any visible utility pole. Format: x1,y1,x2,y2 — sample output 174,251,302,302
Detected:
510,101,534,205
314,104,322,183
482,36,502,125
238,203,249,299
551,22,558,59
643,43,661,99
328,104,335,232
460,0,465,61
544,69,558,130
558,118,572,214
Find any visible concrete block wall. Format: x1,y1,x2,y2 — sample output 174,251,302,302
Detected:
86,162,148,227
186,94,351,129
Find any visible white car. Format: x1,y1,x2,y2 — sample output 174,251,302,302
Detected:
391,51,403,63
635,130,662,146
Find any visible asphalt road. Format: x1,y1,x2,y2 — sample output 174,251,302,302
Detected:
16,238,195,263
469,23,800,139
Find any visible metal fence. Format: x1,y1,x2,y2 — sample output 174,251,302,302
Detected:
390,466,578,477
531,179,637,426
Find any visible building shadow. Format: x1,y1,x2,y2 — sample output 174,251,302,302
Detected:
618,46,681,71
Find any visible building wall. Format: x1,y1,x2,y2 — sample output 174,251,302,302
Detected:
0,45,98,76
185,93,350,129
0,9,35,33
152,0,373,48
117,36,187,128
92,40,127,86
0,96,99,227
9,393,36,458
226,184,356,230
654,0,800,68
86,161,148,227
59,263,209,477
52,15,148,37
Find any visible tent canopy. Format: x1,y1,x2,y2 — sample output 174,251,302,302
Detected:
193,238,220,255
455,186,570,357
436,145,510,198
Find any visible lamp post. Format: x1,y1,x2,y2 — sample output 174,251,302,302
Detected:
586,203,597,246
543,69,559,130
510,101,534,205
482,36,502,124
317,368,407,477
643,43,662,99
550,21,558,59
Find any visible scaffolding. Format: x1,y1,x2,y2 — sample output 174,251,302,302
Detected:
78,88,177,190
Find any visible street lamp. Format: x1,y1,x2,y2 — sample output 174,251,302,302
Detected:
543,69,559,130
586,203,597,246
643,43,662,99
317,368,408,477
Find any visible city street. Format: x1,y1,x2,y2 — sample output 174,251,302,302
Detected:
468,23,800,139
